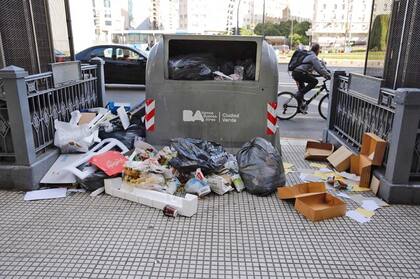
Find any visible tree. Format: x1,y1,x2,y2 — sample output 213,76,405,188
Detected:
368,15,390,51
253,20,311,46
289,33,304,47
240,26,254,36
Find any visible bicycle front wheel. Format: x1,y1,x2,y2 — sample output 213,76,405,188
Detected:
318,94,329,120
277,92,299,120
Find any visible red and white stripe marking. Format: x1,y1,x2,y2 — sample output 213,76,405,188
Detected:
145,98,156,132
266,102,277,135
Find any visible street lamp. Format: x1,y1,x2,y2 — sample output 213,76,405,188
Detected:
262,0,266,37
236,0,242,35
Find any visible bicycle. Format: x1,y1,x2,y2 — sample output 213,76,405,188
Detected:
277,77,330,120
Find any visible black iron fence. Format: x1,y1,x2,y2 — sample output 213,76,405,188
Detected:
0,60,104,164
326,72,420,203
330,75,395,150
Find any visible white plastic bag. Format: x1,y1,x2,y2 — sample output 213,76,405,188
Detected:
54,119,96,153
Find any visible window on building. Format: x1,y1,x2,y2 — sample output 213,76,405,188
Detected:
105,20,112,26
104,0,111,8
105,11,111,18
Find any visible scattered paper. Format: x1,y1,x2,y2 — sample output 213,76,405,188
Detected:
340,172,360,182
299,173,323,182
309,163,328,169
362,200,380,211
355,207,375,218
24,188,67,201
346,210,371,223
350,185,372,192
367,197,389,207
348,194,366,204
336,192,351,199
319,168,333,173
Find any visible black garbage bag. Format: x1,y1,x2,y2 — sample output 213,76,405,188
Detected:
168,54,218,80
237,137,285,196
76,164,109,191
236,59,256,80
169,138,230,174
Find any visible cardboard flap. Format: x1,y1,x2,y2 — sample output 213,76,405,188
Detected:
360,133,387,166
277,182,326,200
305,141,334,160
327,145,353,172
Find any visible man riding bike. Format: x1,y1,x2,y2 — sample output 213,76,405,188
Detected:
291,43,331,113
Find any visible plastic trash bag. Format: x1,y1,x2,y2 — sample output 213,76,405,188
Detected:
236,59,256,80
169,138,230,174
54,120,97,153
185,178,211,197
168,54,218,80
77,168,108,191
237,137,285,196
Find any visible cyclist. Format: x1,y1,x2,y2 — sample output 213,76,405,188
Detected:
291,43,331,112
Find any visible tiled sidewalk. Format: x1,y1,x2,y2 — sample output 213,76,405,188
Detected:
0,140,419,278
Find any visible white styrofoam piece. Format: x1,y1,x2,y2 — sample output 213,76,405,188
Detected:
24,188,67,201
65,138,129,180
104,178,198,217
117,107,130,130
41,154,82,184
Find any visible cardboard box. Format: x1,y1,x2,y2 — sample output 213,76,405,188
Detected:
327,146,353,172
350,155,372,188
361,133,387,166
295,193,347,221
79,112,97,125
370,175,380,195
304,141,334,161
277,182,326,200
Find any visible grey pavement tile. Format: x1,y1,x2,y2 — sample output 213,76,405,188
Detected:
0,141,419,278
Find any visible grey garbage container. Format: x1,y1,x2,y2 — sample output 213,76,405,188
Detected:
145,35,279,148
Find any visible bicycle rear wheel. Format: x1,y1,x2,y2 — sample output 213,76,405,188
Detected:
318,94,329,120
277,92,299,120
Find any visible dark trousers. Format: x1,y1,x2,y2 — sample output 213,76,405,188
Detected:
292,71,318,102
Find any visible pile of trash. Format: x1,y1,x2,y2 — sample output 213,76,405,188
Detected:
168,53,256,81
34,103,286,218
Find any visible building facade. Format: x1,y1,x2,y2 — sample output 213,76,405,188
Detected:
311,0,373,48
92,0,126,43
178,0,235,34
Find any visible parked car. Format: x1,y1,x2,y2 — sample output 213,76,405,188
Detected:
76,44,148,85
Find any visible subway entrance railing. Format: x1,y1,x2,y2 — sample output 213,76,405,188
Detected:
0,58,105,189
325,71,420,204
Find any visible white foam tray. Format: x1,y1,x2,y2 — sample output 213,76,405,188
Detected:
104,177,198,217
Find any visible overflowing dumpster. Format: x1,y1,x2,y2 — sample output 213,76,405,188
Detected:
145,35,280,149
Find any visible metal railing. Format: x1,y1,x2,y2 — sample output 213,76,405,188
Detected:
0,60,104,164
331,75,395,150
25,65,99,153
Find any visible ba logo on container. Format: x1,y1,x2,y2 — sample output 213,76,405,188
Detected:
182,110,204,122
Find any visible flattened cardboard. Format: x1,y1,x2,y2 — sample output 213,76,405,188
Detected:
305,141,334,161
327,146,353,172
295,193,347,222
350,155,372,188
277,182,326,200
370,175,380,195
79,112,97,125
361,133,387,166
